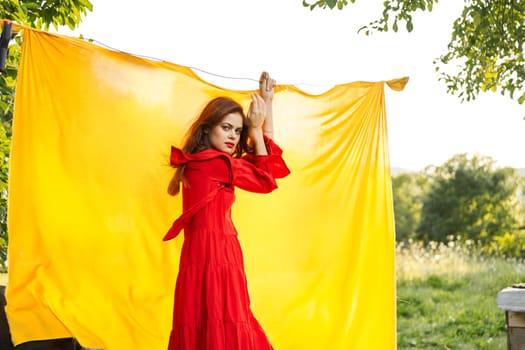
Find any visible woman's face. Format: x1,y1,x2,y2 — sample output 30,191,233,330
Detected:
208,112,243,153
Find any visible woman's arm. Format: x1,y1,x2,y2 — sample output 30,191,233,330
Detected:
246,92,268,155
246,72,276,155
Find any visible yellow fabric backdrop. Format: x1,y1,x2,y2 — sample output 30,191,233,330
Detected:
6,26,404,349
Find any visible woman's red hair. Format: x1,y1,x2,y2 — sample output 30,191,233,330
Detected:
167,97,251,196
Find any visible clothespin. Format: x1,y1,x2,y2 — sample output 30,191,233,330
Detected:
0,20,14,73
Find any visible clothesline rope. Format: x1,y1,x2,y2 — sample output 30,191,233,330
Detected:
86,37,337,88
1,19,350,88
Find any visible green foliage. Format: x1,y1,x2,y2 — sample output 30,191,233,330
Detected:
1,0,93,30
435,1,525,105
302,0,439,30
0,0,92,271
362,0,439,34
487,231,525,258
302,0,354,11
392,154,525,250
391,155,525,257
397,238,525,349
392,172,428,241
302,0,525,106
416,154,524,245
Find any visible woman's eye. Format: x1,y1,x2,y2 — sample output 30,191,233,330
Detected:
235,129,242,135
222,125,231,131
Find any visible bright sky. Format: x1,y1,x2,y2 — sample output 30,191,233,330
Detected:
56,0,525,171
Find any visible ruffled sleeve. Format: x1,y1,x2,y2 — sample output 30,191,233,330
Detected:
241,136,290,179
170,146,220,167
233,136,290,194
170,146,187,167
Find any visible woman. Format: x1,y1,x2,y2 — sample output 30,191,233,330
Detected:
164,72,290,350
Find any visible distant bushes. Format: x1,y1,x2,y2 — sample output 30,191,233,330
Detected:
393,154,525,258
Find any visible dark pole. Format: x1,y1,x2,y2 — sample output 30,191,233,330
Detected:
0,22,13,73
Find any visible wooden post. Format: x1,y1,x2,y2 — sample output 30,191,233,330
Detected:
497,286,525,350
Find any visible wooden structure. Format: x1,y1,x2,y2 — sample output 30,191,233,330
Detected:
497,285,525,350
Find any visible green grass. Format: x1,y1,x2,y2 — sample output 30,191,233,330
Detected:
396,239,524,349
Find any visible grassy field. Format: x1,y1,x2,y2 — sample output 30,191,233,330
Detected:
396,239,523,349
1,240,522,349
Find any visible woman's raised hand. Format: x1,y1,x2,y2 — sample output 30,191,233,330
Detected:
258,71,275,139
245,71,276,154
246,92,266,130
259,71,276,102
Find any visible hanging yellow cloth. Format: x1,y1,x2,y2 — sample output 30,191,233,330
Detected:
6,26,405,350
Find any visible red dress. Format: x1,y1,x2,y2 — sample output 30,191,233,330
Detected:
163,137,290,350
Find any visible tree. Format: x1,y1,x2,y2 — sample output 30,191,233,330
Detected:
0,0,93,271
392,172,428,241
416,154,525,247
302,0,525,106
